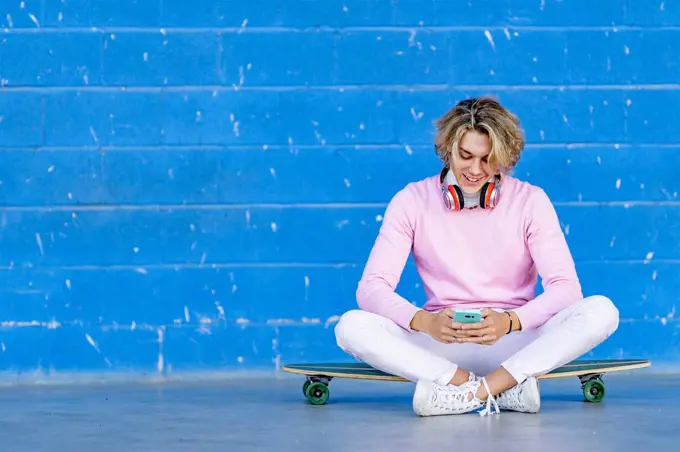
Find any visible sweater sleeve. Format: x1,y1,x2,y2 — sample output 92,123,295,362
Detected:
355,187,422,331
513,188,583,330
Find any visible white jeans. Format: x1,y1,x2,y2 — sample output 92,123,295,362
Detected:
334,295,620,386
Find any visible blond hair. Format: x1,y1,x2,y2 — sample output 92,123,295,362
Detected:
433,96,525,174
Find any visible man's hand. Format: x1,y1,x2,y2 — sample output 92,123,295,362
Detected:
451,309,516,345
411,309,462,344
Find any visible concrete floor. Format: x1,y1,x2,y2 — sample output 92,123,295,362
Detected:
0,369,677,451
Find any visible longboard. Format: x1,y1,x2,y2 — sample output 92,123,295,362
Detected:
282,359,651,406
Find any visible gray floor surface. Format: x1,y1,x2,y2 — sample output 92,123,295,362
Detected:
0,369,676,451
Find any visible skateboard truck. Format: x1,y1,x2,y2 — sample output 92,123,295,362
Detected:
303,376,333,405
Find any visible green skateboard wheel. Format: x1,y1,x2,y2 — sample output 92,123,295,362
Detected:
303,380,311,396
305,381,330,405
583,378,605,403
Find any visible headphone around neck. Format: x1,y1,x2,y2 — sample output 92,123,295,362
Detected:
439,166,501,211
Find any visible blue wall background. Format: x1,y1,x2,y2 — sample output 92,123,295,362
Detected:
0,1,679,379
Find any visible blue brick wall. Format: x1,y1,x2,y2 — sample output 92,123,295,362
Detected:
1,1,679,378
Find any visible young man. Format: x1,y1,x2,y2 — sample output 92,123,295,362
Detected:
334,96,620,417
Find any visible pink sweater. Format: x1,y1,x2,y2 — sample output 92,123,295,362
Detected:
356,172,583,331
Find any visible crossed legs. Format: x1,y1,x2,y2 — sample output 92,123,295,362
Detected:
334,295,620,414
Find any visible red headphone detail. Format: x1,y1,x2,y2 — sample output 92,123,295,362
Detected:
439,167,501,211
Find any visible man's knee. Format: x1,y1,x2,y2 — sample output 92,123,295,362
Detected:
583,294,620,334
334,310,372,353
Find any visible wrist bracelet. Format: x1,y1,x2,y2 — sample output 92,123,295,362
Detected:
506,311,512,334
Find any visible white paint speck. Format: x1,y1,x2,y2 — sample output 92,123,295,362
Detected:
483,30,496,51
85,334,101,354
616,178,621,189
376,215,383,222
65,279,72,289
28,13,39,28
652,270,658,280
270,222,277,232
184,306,191,322
344,178,351,187
644,251,654,264
133,246,139,253
404,144,413,155
35,233,44,255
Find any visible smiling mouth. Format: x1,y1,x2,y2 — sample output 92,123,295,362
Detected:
463,173,483,184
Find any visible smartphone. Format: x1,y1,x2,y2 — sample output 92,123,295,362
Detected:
454,309,482,323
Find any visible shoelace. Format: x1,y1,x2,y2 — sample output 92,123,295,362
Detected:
478,377,500,417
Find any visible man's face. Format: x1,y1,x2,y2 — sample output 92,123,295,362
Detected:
452,130,493,194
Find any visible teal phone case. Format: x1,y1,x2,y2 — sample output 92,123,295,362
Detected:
454,311,482,323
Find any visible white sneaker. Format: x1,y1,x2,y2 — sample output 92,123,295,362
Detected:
495,377,541,413
412,375,500,417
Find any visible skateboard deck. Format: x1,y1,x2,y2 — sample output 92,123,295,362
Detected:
282,358,651,406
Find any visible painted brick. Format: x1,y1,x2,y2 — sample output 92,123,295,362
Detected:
43,90,163,146
0,91,43,147
221,31,337,86
0,149,104,205
161,90,282,145
333,30,451,85
276,89,398,145
102,32,221,86
0,32,102,86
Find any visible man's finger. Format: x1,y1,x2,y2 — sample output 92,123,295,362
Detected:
456,334,497,344
457,321,486,330
455,336,485,344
